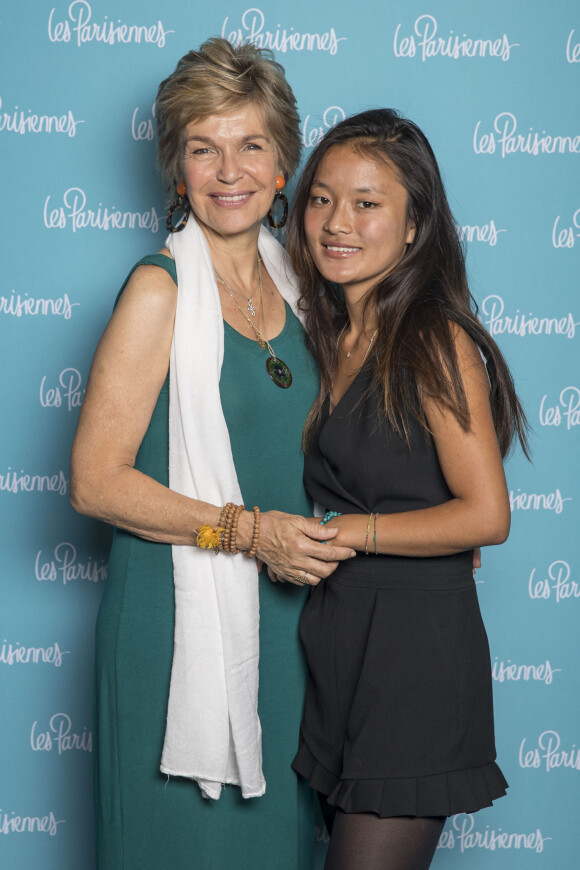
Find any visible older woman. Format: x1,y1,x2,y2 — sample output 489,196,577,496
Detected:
70,38,353,870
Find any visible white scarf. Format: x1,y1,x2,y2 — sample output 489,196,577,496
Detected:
160,215,302,799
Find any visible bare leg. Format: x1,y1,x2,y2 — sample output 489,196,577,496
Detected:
324,811,445,870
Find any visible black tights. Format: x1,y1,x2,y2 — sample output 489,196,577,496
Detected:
319,794,445,870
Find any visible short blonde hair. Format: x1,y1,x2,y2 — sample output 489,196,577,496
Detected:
155,37,301,190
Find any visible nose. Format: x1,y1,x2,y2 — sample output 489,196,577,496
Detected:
324,201,351,235
216,149,243,184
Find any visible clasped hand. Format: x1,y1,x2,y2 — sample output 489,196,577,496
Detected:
256,511,356,586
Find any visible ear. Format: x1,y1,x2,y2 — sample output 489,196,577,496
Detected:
405,221,417,246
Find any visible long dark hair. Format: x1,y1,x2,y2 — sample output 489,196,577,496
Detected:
286,108,529,457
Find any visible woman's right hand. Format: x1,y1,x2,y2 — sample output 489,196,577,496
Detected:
249,510,356,587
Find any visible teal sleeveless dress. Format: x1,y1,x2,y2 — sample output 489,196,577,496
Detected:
93,255,320,869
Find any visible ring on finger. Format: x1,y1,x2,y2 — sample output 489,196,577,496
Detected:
294,573,310,585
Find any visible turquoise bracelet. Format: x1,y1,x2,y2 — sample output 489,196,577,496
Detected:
320,510,342,525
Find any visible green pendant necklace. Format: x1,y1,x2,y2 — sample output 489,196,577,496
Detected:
216,257,292,389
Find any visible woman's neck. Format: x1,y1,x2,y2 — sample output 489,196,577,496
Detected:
203,225,262,290
343,291,376,341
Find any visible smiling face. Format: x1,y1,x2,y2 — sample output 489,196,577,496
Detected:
304,144,416,303
180,102,280,244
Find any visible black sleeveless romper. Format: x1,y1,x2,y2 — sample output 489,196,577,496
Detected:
292,366,508,817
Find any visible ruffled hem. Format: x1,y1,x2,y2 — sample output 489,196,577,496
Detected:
292,742,508,818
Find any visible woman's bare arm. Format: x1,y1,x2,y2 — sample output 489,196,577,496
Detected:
323,327,510,556
70,263,354,579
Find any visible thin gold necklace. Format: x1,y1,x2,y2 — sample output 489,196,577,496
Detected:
337,323,378,364
214,268,258,317
216,258,293,389
360,329,378,367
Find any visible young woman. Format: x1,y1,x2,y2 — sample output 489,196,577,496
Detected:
286,109,529,870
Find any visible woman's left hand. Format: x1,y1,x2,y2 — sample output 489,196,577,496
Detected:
245,509,355,586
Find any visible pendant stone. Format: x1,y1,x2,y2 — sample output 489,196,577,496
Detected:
247,299,256,316
266,356,293,388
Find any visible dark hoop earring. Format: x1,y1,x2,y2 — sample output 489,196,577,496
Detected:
267,190,288,229
166,194,190,233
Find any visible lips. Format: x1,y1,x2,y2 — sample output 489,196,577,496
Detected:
210,192,254,205
321,242,361,257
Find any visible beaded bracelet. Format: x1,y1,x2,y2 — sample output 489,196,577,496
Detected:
320,510,342,525
228,504,245,554
221,502,236,553
195,502,263,558
195,502,233,555
195,524,224,553
319,510,341,544
217,503,232,534
243,506,261,559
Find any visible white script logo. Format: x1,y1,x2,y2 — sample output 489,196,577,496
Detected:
35,542,108,585
31,713,92,754
40,367,84,411
520,730,580,772
0,810,64,836
393,15,518,62
566,30,580,63
0,641,69,667
44,188,160,233
457,220,506,246
0,290,79,319
492,657,561,685
474,113,580,157
552,208,580,248
529,560,578,603
437,814,550,854
302,106,345,149
539,386,580,429
0,96,84,137
48,2,172,47
222,8,346,55
0,468,68,495
510,489,571,514
132,105,155,141
480,295,579,339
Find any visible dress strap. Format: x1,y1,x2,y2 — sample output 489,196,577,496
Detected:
134,253,177,283
114,253,177,308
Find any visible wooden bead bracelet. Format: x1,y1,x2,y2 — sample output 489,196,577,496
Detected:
195,502,261,558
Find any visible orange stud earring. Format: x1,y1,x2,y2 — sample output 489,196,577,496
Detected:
176,181,187,196
275,175,285,190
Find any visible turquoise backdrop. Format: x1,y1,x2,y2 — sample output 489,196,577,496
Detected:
1,1,579,868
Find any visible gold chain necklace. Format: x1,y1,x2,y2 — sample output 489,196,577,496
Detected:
214,268,258,317
360,329,378,367
337,323,378,364
216,258,293,389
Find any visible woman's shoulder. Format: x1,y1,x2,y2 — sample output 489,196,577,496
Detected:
132,247,177,283
114,249,177,310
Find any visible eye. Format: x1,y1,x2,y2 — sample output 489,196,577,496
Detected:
357,200,378,209
186,146,213,157
243,142,263,151
310,195,330,206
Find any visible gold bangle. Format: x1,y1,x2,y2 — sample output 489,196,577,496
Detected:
373,512,379,555
365,512,373,555
243,506,261,559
